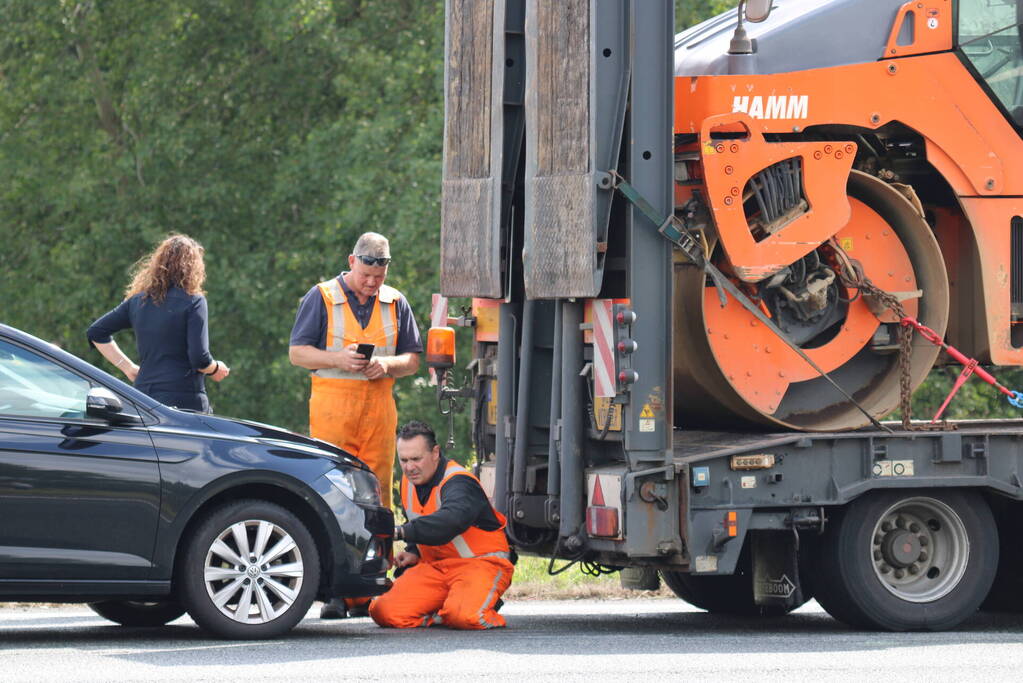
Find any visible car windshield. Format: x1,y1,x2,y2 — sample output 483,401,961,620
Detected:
0,339,90,419
959,0,1023,125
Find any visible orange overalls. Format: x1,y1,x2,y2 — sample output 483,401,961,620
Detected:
309,277,400,510
369,461,514,629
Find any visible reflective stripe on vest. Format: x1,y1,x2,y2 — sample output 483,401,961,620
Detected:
312,278,399,380
401,460,510,562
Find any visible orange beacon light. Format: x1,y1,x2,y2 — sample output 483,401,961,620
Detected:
426,326,456,370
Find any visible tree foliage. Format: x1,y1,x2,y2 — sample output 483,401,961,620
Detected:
6,0,1005,458
1,0,447,436
676,0,733,31
0,1,733,448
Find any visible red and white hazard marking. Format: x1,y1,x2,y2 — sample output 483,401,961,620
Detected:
592,299,615,398
585,471,623,539
431,293,449,328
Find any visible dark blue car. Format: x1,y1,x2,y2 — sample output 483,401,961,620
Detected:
0,323,392,639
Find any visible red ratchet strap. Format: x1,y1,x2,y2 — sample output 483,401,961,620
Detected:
900,317,1023,421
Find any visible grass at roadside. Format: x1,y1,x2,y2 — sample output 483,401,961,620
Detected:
504,555,673,600
0,557,676,610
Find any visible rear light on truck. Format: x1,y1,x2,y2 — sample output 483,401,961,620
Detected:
586,473,623,539
586,506,620,538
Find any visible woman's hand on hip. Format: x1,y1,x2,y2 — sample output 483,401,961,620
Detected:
211,361,230,382
123,363,139,382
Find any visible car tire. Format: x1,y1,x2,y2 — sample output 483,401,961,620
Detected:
814,489,997,631
88,600,187,627
179,499,321,639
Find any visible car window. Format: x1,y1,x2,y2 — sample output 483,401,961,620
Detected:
0,340,91,419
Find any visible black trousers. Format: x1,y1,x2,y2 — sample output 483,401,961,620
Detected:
137,385,210,414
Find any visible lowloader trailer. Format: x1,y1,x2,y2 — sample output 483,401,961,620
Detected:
430,0,1023,630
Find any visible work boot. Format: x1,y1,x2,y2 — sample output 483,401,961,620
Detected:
346,603,371,618
494,598,504,613
319,598,347,620
344,597,372,617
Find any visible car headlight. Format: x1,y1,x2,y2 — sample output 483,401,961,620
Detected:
325,467,382,506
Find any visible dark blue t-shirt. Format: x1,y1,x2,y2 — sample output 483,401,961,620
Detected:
289,273,423,355
87,287,214,393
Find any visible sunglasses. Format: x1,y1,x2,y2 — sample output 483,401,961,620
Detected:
355,254,391,267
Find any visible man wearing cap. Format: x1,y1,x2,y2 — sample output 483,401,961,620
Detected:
289,231,422,619
370,420,514,630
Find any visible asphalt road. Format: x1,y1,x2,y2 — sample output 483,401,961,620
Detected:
4,599,1023,682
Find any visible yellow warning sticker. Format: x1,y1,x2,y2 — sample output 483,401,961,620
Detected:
593,397,623,432
640,403,654,418
486,379,498,426
839,237,854,252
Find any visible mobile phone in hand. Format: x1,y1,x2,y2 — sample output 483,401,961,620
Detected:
356,343,375,359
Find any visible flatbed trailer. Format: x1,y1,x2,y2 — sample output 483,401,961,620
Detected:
433,0,1023,631
667,420,1023,576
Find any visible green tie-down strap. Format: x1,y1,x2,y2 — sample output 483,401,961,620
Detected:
607,171,708,265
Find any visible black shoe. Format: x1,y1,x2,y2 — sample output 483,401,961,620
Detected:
494,598,504,613
347,603,371,618
319,599,347,620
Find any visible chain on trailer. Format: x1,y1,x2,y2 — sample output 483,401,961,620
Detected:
606,170,1023,428
826,240,946,431
830,238,1023,425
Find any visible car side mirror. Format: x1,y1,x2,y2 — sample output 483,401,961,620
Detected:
86,387,143,425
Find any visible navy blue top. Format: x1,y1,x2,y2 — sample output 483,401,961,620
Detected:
288,273,423,355
87,287,213,393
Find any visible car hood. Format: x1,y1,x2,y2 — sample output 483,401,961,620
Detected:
194,413,368,471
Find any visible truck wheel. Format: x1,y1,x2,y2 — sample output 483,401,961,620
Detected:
88,600,186,627
980,505,1023,612
814,490,997,631
179,500,320,639
660,570,804,616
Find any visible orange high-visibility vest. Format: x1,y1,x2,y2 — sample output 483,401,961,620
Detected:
312,278,398,381
401,460,511,564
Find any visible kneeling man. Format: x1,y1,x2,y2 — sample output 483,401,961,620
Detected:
370,421,513,629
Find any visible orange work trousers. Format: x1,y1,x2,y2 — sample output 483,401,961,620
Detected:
310,374,397,510
369,556,514,629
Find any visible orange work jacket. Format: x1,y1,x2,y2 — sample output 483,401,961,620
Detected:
401,460,511,564
312,277,398,383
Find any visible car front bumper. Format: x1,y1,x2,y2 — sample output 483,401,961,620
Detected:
312,472,394,599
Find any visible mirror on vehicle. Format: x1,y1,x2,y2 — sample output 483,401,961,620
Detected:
86,386,125,420
744,0,772,23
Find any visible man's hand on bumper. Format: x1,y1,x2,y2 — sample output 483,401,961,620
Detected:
395,551,420,569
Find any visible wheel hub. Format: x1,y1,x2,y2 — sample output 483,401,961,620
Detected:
761,254,845,348
870,498,968,603
880,528,922,568
203,519,304,624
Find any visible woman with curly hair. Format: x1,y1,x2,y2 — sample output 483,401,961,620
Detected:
87,233,230,412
